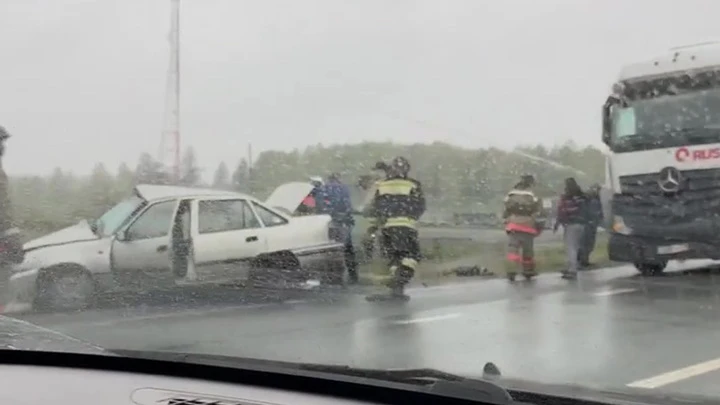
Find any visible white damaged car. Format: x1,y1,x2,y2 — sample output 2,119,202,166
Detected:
4,183,348,313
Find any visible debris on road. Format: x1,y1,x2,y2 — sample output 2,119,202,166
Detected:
442,265,494,277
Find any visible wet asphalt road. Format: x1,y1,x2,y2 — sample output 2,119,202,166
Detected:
11,259,720,399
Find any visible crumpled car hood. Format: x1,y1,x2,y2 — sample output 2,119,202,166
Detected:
0,315,112,356
23,220,97,251
265,182,315,214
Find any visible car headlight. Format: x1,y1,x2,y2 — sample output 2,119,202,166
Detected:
612,215,633,235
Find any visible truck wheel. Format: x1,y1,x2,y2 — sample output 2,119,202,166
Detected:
36,266,95,312
634,261,668,276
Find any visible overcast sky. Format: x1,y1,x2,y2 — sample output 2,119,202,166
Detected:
1,0,719,176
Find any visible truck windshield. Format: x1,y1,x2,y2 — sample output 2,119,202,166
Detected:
94,196,145,237
610,87,720,152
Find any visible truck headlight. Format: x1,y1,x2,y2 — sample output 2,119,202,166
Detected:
612,215,633,235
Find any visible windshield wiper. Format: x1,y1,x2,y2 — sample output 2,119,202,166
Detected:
111,349,512,404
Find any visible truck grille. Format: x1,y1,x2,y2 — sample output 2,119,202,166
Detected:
620,167,720,196
615,168,720,223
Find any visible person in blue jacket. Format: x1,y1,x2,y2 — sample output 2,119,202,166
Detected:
318,172,358,284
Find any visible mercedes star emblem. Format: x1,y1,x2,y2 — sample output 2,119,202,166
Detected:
658,167,682,193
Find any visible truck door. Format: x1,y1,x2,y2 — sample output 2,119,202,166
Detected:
191,198,267,283
111,199,178,284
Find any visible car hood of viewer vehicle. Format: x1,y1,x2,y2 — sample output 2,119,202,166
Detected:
23,219,97,252
0,315,112,355
265,182,315,214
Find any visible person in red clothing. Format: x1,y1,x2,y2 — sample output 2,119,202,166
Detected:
502,174,543,281
296,176,323,215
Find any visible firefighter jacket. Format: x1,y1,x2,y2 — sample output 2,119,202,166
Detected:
367,176,426,229
503,188,542,235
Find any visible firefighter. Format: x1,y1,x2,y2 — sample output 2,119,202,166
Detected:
365,157,425,300
502,174,543,281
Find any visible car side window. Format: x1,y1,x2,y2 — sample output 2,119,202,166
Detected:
252,202,288,227
126,200,177,240
198,199,261,234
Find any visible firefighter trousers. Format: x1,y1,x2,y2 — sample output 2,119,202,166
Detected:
380,226,421,289
506,230,537,276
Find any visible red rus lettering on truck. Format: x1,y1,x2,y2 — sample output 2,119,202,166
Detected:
675,147,690,162
675,147,720,162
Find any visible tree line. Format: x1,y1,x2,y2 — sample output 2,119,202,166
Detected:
9,141,605,234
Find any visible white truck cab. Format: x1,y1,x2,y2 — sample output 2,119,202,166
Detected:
602,41,720,275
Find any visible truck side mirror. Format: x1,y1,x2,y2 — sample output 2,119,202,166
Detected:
601,95,619,146
602,108,611,145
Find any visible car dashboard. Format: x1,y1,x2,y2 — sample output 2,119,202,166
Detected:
0,364,371,405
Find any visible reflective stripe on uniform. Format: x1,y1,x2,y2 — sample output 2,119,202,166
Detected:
505,222,538,235
507,253,522,263
401,258,418,269
384,217,416,228
377,179,416,196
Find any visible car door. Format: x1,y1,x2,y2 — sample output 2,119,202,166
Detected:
110,199,179,283
191,198,267,283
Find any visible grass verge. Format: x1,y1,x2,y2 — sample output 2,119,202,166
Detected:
358,232,615,285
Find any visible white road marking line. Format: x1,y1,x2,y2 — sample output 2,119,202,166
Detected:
627,357,720,389
392,313,462,325
78,303,274,327
284,299,308,305
592,288,637,297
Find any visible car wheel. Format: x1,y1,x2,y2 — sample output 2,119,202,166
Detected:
36,267,95,312
634,261,668,276
323,266,347,287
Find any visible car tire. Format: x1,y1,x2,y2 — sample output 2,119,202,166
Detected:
634,261,668,277
36,266,95,312
323,266,347,288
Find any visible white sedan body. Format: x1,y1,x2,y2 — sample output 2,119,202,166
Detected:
3,183,347,313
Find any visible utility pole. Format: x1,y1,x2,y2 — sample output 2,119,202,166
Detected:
159,0,181,184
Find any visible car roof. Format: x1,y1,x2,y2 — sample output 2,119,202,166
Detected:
134,184,253,201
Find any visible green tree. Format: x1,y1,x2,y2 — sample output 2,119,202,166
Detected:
179,147,201,186
135,153,166,184
212,161,230,189
115,162,135,197
179,146,201,186
231,159,249,192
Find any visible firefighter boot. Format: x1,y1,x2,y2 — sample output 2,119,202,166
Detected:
522,268,538,280
366,265,411,302
522,257,537,280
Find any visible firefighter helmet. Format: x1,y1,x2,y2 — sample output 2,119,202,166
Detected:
389,156,411,177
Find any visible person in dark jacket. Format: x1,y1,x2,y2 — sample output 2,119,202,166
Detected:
554,177,588,279
578,184,603,268
317,173,358,284
0,126,23,266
